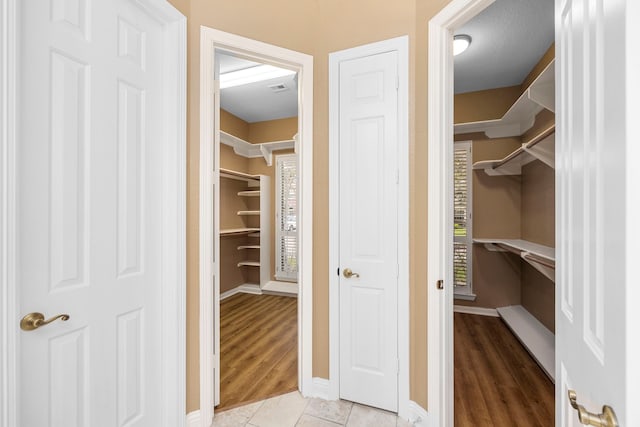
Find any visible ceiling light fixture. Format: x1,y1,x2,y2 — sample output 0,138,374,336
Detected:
220,64,296,89
453,34,472,56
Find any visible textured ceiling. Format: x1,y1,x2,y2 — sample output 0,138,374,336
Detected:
217,52,298,123
454,0,554,94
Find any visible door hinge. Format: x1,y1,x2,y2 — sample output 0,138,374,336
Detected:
437,279,444,290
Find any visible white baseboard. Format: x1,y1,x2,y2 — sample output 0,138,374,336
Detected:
186,410,200,427
453,304,499,317
407,401,430,426
304,377,330,400
220,283,262,300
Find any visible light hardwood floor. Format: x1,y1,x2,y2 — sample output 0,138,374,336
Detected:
454,312,555,427
218,293,298,411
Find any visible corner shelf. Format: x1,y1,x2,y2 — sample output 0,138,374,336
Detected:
220,130,295,166
220,228,260,236
472,125,555,175
455,60,555,138
219,167,270,289
237,245,260,250
473,238,555,282
496,305,555,382
237,261,260,267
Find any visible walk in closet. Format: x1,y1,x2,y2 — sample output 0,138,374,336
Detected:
454,54,556,380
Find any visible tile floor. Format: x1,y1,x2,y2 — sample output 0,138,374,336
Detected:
213,391,414,427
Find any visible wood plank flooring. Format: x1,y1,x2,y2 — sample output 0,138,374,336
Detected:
454,313,554,427
217,293,298,411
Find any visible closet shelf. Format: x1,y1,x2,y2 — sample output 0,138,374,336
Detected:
220,168,260,183
220,131,295,167
220,228,260,236
473,238,555,282
497,305,555,382
237,210,260,216
455,60,555,138
238,190,261,197
237,261,260,267
473,127,555,175
237,245,260,250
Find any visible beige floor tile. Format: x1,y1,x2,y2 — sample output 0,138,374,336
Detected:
304,398,353,424
296,414,343,426
345,404,398,427
249,391,309,427
213,400,263,426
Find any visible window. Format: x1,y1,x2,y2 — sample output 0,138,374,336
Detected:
454,141,473,297
275,154,298,281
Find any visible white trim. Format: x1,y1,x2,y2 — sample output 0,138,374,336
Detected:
427,1,494,426
199,27,313,425
186,411,201,427
0,0,17,426
307,377,331,400
328,36,410,418
407,401,430,427
2,2,186,426
453,305,499,317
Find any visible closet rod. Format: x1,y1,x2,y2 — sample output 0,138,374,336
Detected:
524,124,555,149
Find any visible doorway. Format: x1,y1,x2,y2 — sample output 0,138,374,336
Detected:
198,27,313,425
428,0,557,425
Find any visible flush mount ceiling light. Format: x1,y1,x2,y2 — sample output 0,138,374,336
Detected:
220,64,296,89
453,34,472,56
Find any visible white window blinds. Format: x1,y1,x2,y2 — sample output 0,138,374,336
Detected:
275,154,298,281
454,142,473,292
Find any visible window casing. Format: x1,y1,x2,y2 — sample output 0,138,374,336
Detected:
454,141,473,297
275,154,298,281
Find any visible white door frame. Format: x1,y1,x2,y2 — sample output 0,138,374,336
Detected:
198,27,313,425
328,36,410,418
426,1,494,426
0,1,187,426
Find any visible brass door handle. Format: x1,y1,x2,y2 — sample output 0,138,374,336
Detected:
343,268,359,278
20,312,70,331
568,390,619,427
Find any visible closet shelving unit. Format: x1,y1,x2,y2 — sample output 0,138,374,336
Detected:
220,167,270,291
463,59,557,381
454,61,555,138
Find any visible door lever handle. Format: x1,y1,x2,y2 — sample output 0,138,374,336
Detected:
343,268,359,278
20,312,70,331
568,390,619,427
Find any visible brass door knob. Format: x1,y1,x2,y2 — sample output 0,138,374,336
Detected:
568,390,619,427
343,268,360,278
20,312,70,331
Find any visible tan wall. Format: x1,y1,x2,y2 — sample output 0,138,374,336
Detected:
170,0,467,413
472,138,522,239
249,117,298,143
454,85,521,124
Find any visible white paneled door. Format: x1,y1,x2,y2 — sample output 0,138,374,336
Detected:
338,51,399,412
17,1,172,426
556,0,638,425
